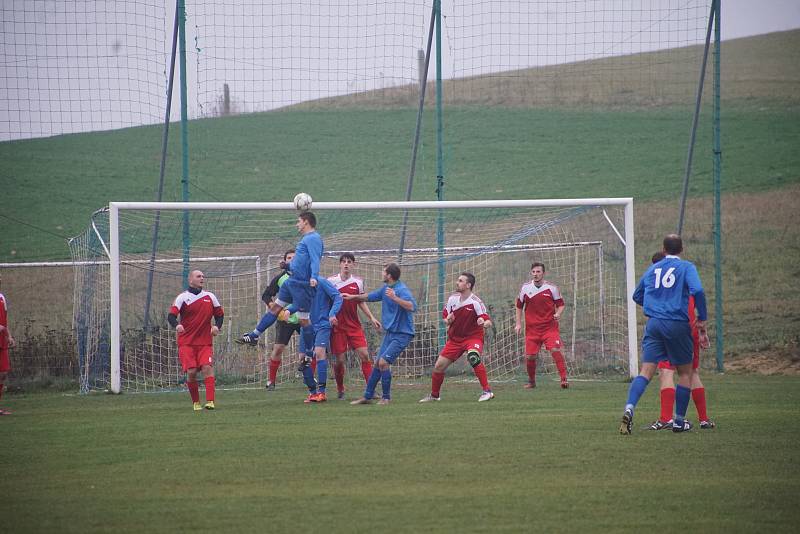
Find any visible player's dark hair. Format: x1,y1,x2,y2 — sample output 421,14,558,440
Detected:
651,251,666,264
531,262,546,271
385,262,401,281
339,252,355,263
461,271,476,289
299,211,316,228
284,249,296,261
663,234,683,255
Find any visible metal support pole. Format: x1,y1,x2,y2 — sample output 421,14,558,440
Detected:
398,2,437,260
178,0,191,280
677,0,716,235
713,0,724,371
143,0,181,331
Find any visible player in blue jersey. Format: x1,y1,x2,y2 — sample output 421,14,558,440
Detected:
347,263,417,405
236,212,323,356
288,277,343,403
619,234,708,434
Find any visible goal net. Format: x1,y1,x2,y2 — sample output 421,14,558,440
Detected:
70,199,636,393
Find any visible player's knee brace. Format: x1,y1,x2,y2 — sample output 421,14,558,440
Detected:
467,350,482,368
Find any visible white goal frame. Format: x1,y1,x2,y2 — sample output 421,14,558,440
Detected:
108,198,638,393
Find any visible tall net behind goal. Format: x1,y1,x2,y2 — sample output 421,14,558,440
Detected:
70,199,635,393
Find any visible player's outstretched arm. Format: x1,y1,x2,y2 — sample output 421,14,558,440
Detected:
358,301,381,329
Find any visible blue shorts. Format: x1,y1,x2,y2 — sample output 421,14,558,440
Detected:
641,318,694,367
313,323,332,350
275,277,315,313
376,332,414,364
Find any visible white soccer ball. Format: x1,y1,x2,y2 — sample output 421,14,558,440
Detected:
293,192,313,212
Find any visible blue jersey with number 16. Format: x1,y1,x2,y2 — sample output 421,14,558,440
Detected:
633,255,707,322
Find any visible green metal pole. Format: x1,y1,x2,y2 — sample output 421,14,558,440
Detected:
713,0,724,371
178,0,191,281
677,0,715,236
435,0,446,351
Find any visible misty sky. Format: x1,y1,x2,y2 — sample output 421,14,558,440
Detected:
1,0,798,141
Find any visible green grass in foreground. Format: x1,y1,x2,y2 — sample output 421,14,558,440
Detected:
3,375,799,532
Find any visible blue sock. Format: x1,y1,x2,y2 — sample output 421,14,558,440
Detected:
625,375,650,411
254,311,277,334
364,367,381,399
674,384,691,424
317,359,328,393
302,365,316,393
301,325,315,355
380,368,392,399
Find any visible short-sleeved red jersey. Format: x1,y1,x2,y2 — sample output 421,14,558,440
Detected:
516,280,564,335
0,293,8,348
328,273,365,334
170,290,224,346
443,292,490,343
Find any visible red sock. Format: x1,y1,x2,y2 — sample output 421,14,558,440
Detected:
551,351,567,381
431,371,445,397
334,361,346,392
525,357,537,383
187,381,200,403
660,387,675,422
360,360,373,382
692,387,709,421
268,359,281,383
311,357,317,374
0,383,4,401
204,376,215,402
473,362,490,391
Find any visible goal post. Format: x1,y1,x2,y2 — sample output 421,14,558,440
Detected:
105,198,637,394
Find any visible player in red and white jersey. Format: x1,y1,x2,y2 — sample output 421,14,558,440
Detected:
647,252,715,430
168,270,224,411
515,262,569,389
0,273,17,415
328,253,380,399
419,272,494,403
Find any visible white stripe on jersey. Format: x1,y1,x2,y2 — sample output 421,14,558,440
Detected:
327,273,364,293
173,290,221,309
445,292,487,315
518,281,561,302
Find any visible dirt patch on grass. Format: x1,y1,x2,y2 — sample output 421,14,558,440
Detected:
725,342,800,375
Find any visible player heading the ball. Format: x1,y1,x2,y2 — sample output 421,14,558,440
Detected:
236,211,323,355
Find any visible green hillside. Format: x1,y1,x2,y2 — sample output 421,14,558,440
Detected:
1,30,799,262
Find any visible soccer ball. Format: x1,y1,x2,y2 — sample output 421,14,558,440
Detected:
293,192,313,212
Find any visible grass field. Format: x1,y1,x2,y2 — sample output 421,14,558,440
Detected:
3,375,800,532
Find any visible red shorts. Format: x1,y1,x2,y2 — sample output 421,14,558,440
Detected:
525,329,562,356
178,345,214,372
657,339,700,370
0,347,10,373
440,338,484,361
330,329,368,355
